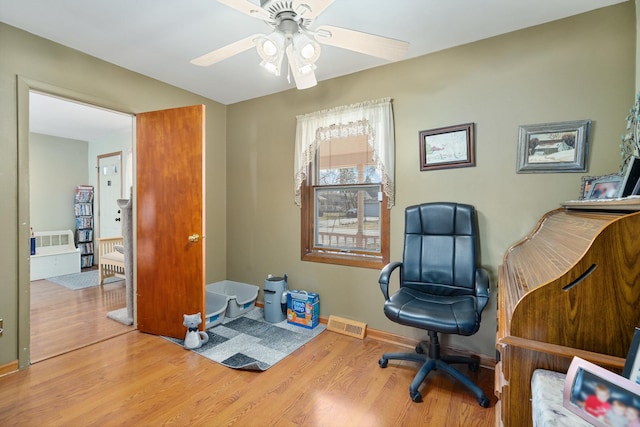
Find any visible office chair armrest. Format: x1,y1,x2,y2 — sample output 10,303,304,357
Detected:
379,261,402,300
475,268,490,313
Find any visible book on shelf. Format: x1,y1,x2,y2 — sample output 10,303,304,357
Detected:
79,243,94,255
74,186,94,203
74,203,93,216
76,229,93,242
81,255,94,268
75,216,93,230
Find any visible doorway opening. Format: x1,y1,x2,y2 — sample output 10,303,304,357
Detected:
28,91,135,363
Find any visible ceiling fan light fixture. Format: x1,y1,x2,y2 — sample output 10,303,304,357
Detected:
287,33,320,77
293,33,320,64
260,59,280,75
193,0,409,91
298,63,316,75
262,39,278,56
256,33,285,75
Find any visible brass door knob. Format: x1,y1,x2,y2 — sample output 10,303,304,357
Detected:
188,234,200,242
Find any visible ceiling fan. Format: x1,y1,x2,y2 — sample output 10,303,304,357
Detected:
191,0,409,89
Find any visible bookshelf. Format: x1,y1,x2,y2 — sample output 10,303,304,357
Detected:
75,185,94,268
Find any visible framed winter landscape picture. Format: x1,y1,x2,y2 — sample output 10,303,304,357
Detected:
419,123,475,171
517,119,591,173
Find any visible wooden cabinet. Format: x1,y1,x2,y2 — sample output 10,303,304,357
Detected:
495,205,640,426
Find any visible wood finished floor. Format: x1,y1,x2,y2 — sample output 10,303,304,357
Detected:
7,279,496,426
30,275,134,362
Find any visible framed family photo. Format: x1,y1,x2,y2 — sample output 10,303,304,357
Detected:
419,123,475,171
563,357,640,427
587,174,623,200
580,175,602,200
517,119,591,173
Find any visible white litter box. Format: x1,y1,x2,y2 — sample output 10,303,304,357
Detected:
206,280,259,318
205,291,228,329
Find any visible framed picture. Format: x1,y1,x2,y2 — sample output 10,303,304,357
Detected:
580,175,602,200
517,119,591,173
587,174,623,200
623,328,640,384
621,156,640,197
563,356,640,427
419,123,475,171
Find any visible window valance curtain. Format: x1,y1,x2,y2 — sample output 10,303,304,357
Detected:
294,97,395,208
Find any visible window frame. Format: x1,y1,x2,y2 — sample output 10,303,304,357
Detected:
300,162,390,269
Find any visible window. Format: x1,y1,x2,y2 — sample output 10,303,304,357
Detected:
294,99,395,269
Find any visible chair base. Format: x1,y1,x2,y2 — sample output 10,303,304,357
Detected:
378,332,490,407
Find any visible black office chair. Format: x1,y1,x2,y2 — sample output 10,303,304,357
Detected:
378,202,490,406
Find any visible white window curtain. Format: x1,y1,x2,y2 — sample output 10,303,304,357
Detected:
294,97,395,208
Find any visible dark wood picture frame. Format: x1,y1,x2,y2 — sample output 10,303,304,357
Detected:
419,123,475,171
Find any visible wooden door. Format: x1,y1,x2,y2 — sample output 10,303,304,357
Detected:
136,105,206,339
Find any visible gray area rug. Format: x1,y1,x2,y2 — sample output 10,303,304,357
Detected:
168,308,326,371
47,270,121,290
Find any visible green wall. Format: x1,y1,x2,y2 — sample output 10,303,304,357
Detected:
0,2,635,369
0,22,228,368
226,2,635,357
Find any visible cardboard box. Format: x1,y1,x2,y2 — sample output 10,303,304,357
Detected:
287,290,319,329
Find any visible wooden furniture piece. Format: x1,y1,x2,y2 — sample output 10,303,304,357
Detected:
495,205,640,427
30,230,81,280
97,237,125,285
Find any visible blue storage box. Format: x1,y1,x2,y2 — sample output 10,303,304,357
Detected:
287,290,319,329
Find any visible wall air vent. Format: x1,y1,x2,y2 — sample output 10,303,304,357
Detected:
327,315,367,339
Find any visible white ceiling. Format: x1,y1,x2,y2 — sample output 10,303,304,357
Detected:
29,92,133,142
1,0,627,105
2,0,627,140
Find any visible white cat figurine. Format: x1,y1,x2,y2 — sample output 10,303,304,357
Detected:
182,313,209,350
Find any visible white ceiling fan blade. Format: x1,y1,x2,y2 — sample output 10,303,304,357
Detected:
216,0,270,21
191,34,262,67
314,25,409,62
286,45,317,90
293,0,335,19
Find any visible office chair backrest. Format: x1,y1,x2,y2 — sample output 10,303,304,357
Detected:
402,202,477,296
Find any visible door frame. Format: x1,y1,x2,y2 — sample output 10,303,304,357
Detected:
17,77,138,369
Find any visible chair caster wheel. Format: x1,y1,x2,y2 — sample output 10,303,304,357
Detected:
478,396,490,408
415,344,424,354
410,390,422,402
379,358,388,368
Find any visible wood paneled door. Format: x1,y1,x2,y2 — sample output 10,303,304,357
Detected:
136,105,206,339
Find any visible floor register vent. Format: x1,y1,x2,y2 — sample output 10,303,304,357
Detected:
327,315,367,339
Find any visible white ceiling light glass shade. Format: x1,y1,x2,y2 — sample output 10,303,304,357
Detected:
285,44,317,89
255,32,286,75
292,33,320,75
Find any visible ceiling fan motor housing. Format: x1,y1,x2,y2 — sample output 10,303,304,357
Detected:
260,0,313,30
